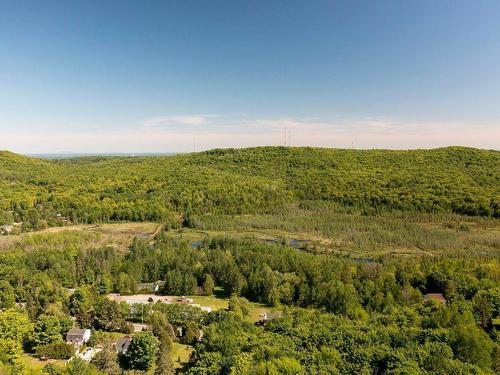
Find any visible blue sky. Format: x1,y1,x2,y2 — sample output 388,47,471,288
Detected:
0,0,499,153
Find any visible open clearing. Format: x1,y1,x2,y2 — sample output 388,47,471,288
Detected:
20,353,66,373
2,214,498,258
187,294,280,323
170,342,193,369
0,222,160,252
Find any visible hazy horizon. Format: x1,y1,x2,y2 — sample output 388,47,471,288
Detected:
18,144,499,159
1,1,499,153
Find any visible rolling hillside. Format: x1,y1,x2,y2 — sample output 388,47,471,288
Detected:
0,147,499,229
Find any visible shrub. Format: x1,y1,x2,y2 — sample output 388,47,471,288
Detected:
35,342,75,359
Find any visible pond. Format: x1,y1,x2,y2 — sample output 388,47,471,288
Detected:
289,239,310,248
261,238,311,248
352,258,377,264
262,238,279,244
191,240,203,249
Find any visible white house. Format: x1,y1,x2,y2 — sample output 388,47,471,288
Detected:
66,329,91,346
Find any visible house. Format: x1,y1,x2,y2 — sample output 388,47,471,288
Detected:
424,293,446,303
116,336,132,354
0,225,13,235
136,282,161,293
197,329,204,342
56,213,71,223
176,326,183,337
259,311,283,323
132,323,149,332
66,329,91,346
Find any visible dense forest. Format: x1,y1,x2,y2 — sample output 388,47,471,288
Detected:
0,230,499,374
0,147,499,232
0,147,499,374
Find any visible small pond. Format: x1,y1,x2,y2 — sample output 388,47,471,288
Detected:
191,240,203,249
352,258,377,264
289,239,310,247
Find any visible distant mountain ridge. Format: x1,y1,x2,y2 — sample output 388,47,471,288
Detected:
27,152,179,159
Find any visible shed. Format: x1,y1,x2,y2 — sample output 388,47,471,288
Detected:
116,336,132,354
260,311,283,323
0,225,13,234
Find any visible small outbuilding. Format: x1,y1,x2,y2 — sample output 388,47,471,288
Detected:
260,311,283,323
66,329,91,346
197,329,204,342
0,225,14,235
176,326,183,337
116,336,132,354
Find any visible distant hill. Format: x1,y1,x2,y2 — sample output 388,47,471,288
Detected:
0,147,498,228
0,150,54,171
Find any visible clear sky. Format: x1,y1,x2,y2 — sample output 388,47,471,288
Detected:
1,0,499,153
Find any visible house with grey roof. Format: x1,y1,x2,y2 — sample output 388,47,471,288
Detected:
66,329,91,346
116,336,132,354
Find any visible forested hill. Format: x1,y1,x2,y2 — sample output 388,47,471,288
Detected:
0,147,499,229
0,150,57,176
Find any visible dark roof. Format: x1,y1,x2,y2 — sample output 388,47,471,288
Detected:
116,336,131,353
67,329,88,336
66,329,89,341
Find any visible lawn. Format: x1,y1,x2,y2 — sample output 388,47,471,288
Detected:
189,294,229,311
170,342,193,369
246,302,271,322
20,353,66,374
188,292,280,323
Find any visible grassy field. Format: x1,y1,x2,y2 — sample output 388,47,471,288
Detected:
189,294,229,310
187,207,500,257
20,353,66,374
170,342,193,369
246,301,280,323
188,293,280,323
2,209,499,258
0,222,161,253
